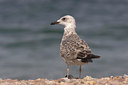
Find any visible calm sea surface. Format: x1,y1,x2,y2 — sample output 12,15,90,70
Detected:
0,0,128,80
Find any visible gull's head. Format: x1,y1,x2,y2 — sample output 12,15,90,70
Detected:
51,15,76,27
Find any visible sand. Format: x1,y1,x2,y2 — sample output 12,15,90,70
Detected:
0,74,128,85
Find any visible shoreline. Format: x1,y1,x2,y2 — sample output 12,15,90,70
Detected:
0,74,128,85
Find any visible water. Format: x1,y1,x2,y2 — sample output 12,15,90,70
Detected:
0,0,128,80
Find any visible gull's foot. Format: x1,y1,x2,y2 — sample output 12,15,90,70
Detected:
65,74,79,79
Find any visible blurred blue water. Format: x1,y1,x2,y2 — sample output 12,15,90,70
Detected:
0,0,128,80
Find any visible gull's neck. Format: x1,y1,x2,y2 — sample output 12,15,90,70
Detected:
64,24,76,36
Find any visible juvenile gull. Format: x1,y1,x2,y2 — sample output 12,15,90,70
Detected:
51,15,100,79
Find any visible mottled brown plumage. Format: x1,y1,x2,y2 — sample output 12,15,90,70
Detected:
60,33,93,65
51,15,100,79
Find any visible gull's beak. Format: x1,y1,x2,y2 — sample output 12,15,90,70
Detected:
50,21,59,25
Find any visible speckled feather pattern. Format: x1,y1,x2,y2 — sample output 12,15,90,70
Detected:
60,32,92,65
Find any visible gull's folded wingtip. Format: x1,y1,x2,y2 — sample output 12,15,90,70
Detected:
89,54,101,58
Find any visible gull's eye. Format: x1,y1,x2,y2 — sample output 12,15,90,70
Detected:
62,18,66,21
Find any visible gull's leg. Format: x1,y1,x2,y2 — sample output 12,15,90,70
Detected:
67,64,69,78
79,65,82,78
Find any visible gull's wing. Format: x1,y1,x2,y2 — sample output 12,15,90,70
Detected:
60,33,100,63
